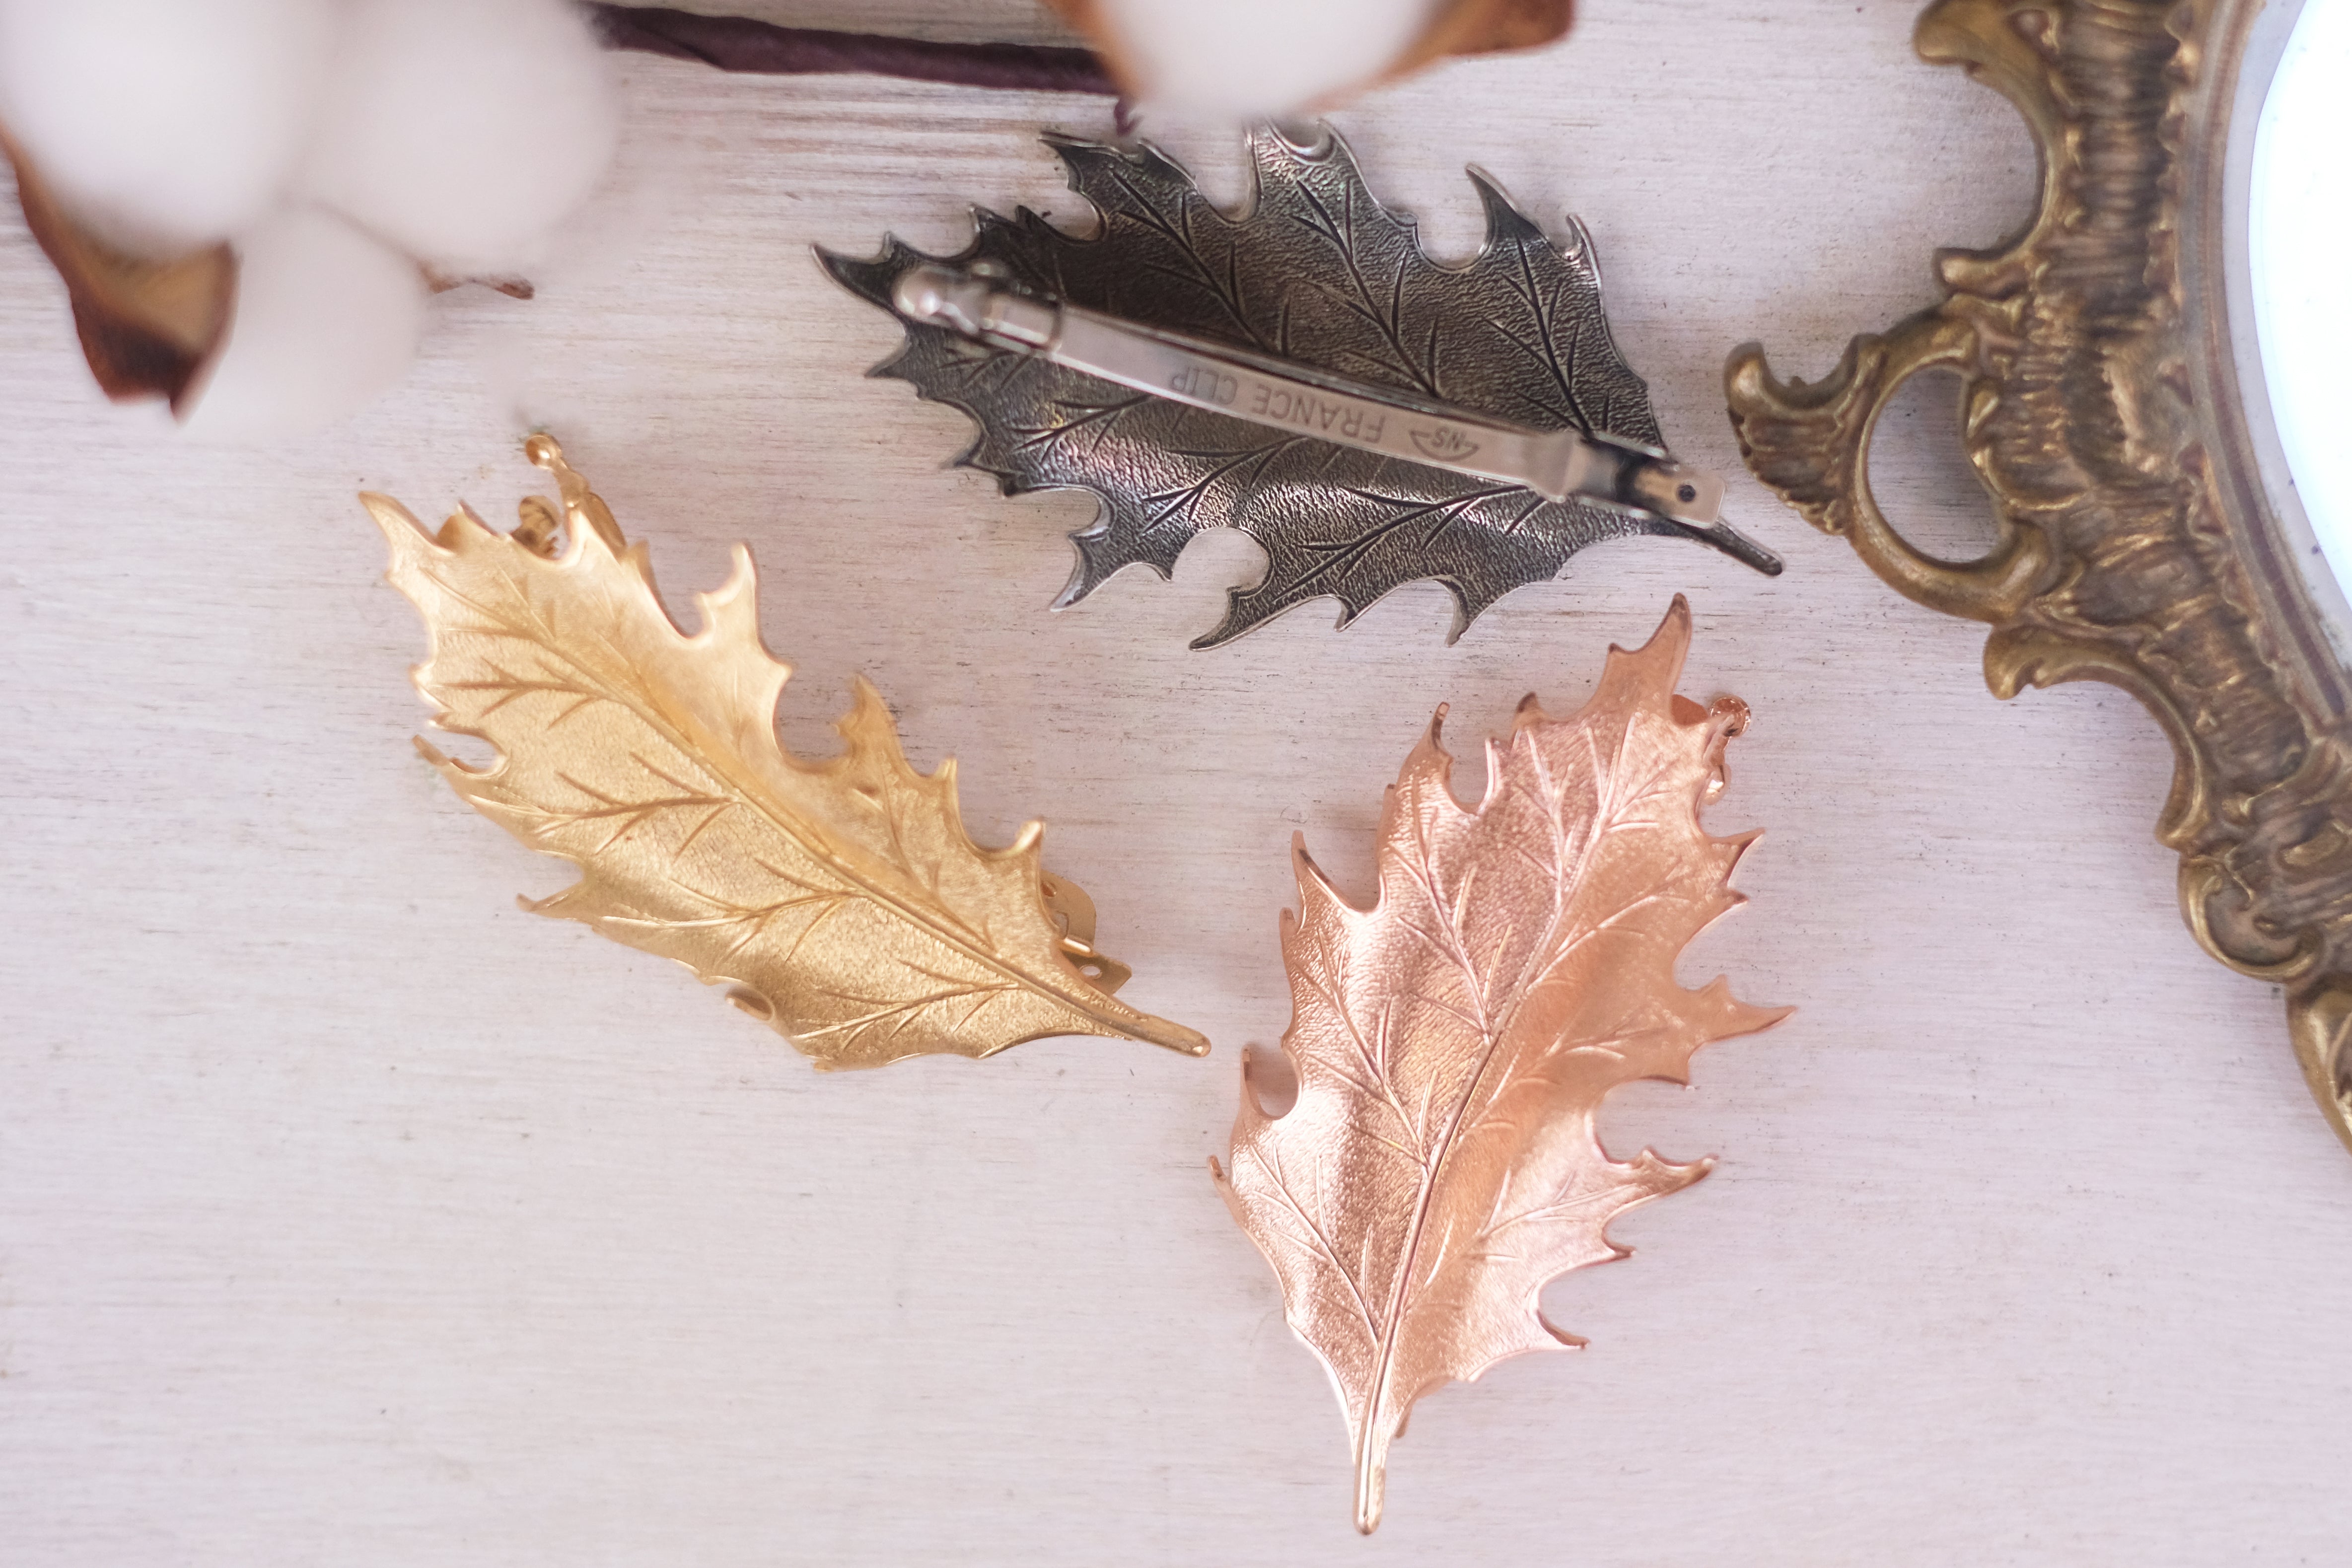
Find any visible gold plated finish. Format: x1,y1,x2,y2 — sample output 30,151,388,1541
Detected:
1213,599,1786,1532
1725,0,2352,1154
367,436,1207,1067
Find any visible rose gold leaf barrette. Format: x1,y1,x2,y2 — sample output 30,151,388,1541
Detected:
1213,597,1786,1530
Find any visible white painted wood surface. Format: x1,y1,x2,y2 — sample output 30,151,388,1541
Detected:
6,5,2351,1564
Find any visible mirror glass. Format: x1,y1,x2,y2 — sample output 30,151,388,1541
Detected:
2248,0,2352,614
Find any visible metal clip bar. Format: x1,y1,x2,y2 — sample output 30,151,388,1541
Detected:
891,263,1780,574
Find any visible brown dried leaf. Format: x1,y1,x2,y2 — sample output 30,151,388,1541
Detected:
1391,0,1572,76
366,436,1208,1068
2,133,233,411
1041,0,1570,100
424,268,536,300
1213,597,1784,1531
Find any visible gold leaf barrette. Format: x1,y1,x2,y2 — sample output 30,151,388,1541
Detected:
366,436,1207,1067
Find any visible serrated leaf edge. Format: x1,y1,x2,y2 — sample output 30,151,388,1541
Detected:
364,476,1209,1065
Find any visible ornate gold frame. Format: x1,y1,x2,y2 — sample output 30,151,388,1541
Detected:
1726,0,2352,1154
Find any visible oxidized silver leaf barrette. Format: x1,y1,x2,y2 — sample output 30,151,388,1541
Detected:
822,125,1779,647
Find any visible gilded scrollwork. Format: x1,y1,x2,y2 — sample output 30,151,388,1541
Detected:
1726,0,2352,1153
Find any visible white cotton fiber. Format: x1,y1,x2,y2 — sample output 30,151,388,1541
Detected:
297,0,619,274
1093,0,1439,117
0,0,334,257
178,206,427,442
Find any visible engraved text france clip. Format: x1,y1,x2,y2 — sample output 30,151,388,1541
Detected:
821,126,1780,647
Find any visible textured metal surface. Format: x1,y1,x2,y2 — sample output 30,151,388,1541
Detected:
823,125,1772,647
1726,0,2352,1158
366,436,1207,1067
1212,599,1787,1532
888,260,1747,526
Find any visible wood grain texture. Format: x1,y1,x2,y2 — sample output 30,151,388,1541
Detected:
3,3,2350,1564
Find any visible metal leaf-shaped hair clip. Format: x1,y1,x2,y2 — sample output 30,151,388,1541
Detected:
366,436,1208,1068
1217,599,1786,1530
822,125,1779,648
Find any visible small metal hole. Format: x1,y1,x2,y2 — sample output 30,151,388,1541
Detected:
1677,483,1698,503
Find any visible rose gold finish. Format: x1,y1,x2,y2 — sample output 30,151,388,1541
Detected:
1213,598,1786,1532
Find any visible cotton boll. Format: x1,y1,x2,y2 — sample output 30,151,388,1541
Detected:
1093,0,1440,117
0,0,334,258
178,207,427,442
298,0,619,274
